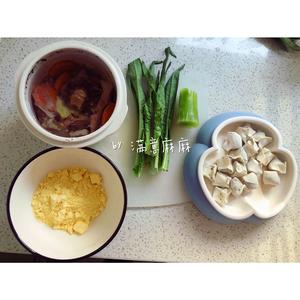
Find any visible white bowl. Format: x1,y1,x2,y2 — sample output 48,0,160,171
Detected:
198,116,298,220
7,148,127,260
15,41,128,148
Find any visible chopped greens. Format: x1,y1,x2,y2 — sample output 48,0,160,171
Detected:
56,97,71,119
177,88,199,128
127,48,184,177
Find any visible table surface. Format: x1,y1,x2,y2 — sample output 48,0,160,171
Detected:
1,38,299,262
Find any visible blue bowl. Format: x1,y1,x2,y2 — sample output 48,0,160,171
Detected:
183,111,264,224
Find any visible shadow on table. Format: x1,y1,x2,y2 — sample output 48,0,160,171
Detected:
181,201,270,241
0,252,153,263
255,38,286,54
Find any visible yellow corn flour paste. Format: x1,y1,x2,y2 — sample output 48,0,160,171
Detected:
32,167,107,235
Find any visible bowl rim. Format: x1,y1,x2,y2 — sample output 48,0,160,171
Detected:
18,40,126,143
6,147,127,261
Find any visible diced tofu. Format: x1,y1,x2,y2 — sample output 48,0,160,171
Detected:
236,124,256,142
222,132,242,152
203,164,217,181
247,158,262,175
230,177,246,197
233,161,247,177
213,187,231,207
242,172,259,189
243,139,259,158
213,172,231,188
256,148,274,166
216,156,234,174
263,171,280,186
268,157,287,174
228,147,248,164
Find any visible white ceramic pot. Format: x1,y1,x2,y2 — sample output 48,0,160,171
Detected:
16,41,128,148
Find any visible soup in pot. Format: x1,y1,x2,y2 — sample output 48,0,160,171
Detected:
31,60,116,137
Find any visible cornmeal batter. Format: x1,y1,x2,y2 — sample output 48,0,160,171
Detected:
32,167,107,235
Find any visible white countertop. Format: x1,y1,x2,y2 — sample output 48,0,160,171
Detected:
1,38,299,262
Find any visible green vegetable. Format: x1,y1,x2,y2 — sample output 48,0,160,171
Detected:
127,59,146,177
56,97,71,119
160,64,185,171
151,48,174,172
127,47,184,176
177,88,199,128
279,38,300,51
141,60,162,156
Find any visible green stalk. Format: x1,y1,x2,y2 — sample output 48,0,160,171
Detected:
127,59,146,177
141,60,162,156
160,65,185,171
151,48,175,172
177,88,199,128
141,61,152,155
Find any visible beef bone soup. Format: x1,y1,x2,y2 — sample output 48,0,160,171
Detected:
31,60,116,137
